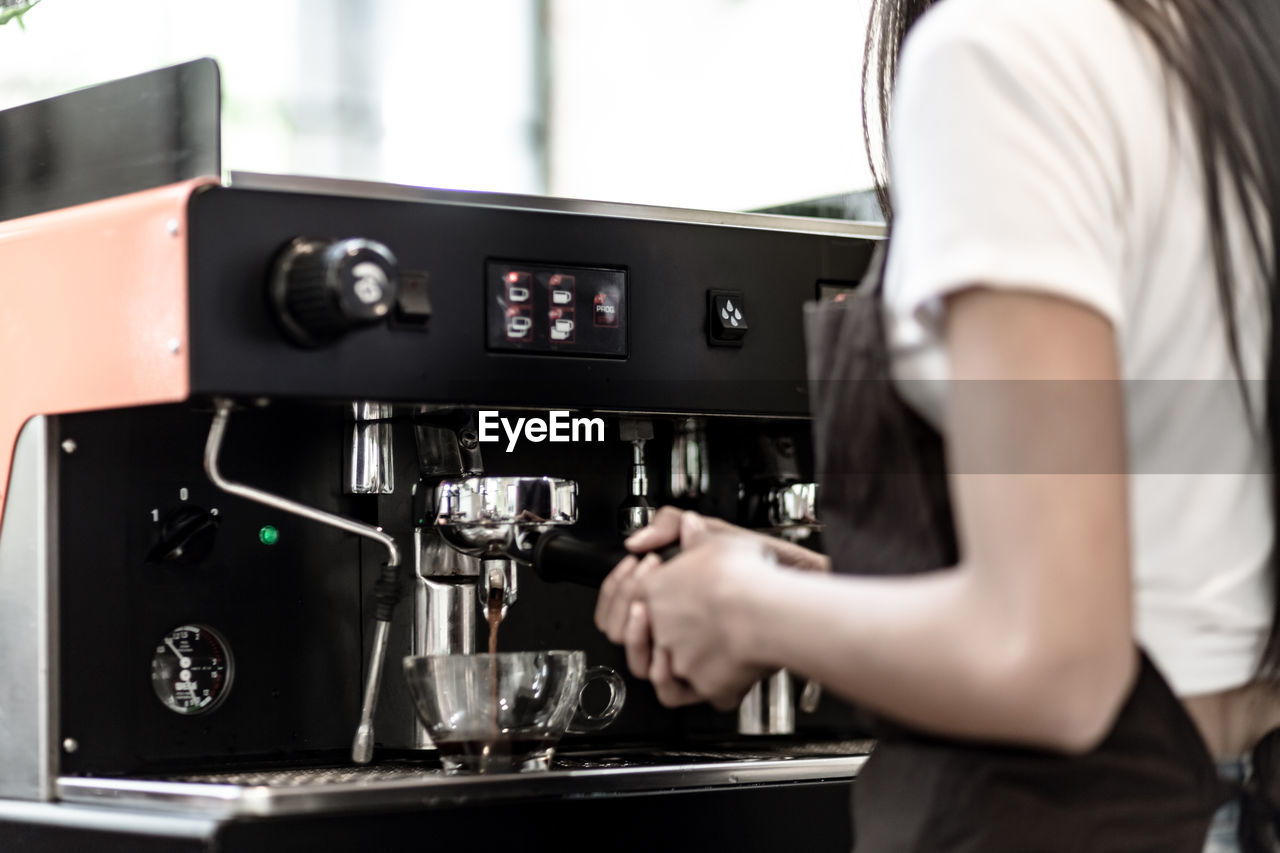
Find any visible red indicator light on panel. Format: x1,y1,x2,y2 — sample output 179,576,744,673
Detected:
505,271,533,303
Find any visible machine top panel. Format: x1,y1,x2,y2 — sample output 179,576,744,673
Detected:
187,184,878,417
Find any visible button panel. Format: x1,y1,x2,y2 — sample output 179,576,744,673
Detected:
487,261,627,357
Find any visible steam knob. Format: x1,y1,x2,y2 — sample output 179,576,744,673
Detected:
270,237,399,346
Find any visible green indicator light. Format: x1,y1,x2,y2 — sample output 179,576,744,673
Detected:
258,525,280,546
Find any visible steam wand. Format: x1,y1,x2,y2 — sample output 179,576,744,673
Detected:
203,398,403,765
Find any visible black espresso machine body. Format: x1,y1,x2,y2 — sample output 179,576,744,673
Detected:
53,177,879,769
0,63,883,852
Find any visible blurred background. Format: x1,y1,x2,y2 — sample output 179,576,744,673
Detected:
0,0,879,216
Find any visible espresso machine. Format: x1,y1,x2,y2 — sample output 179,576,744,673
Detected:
0,61,883,851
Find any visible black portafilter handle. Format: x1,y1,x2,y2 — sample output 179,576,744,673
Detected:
529,529,681,588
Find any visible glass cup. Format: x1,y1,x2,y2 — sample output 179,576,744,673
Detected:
403,650,625,774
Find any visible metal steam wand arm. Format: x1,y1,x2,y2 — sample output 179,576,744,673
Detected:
203,398,403,765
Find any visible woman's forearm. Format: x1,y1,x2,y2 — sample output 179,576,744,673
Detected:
728,562,1136,752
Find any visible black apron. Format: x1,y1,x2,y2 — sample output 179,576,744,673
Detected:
802,245,1280,851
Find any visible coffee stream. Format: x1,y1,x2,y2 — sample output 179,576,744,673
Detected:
488,588,502,658
483,585,503,767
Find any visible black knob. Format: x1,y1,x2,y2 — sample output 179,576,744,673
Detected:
147,506,219,565
269,237,399,346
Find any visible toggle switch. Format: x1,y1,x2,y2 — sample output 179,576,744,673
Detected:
394,270,432,326
707,289,748,347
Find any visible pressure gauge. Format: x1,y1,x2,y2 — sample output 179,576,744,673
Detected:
150,624,234,715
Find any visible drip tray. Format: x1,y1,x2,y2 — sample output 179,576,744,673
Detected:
56,741,874,819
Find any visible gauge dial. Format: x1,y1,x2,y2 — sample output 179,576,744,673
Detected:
150,624,234,715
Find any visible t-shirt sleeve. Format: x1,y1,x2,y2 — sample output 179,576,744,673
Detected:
882,0,1128,332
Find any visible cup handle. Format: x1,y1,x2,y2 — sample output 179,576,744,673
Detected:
568,666,626,733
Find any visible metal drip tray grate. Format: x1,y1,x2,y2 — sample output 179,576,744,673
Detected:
153,765,443,787
58,741,872,819
551,740,877,769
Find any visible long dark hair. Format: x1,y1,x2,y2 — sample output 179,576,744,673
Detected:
862,0,1280,675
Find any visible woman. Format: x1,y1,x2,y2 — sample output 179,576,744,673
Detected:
595,0,1280,849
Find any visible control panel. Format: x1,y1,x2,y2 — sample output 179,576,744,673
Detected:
486,260,627,358
185,185,879,415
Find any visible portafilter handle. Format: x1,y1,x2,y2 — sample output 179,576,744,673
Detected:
528,530,679,587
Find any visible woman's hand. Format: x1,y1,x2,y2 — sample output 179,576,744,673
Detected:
631,531,779,710
594,507,791,653
594,507,794,708
594,508,706,648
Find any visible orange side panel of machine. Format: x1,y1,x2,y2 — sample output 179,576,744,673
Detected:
0,178,217,531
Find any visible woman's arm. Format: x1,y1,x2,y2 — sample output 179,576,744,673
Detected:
626,288,1136,753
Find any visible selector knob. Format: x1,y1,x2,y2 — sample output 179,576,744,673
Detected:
147,506,220,566
269,237,399,346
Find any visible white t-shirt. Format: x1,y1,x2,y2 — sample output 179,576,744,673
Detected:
883,0,1273,696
